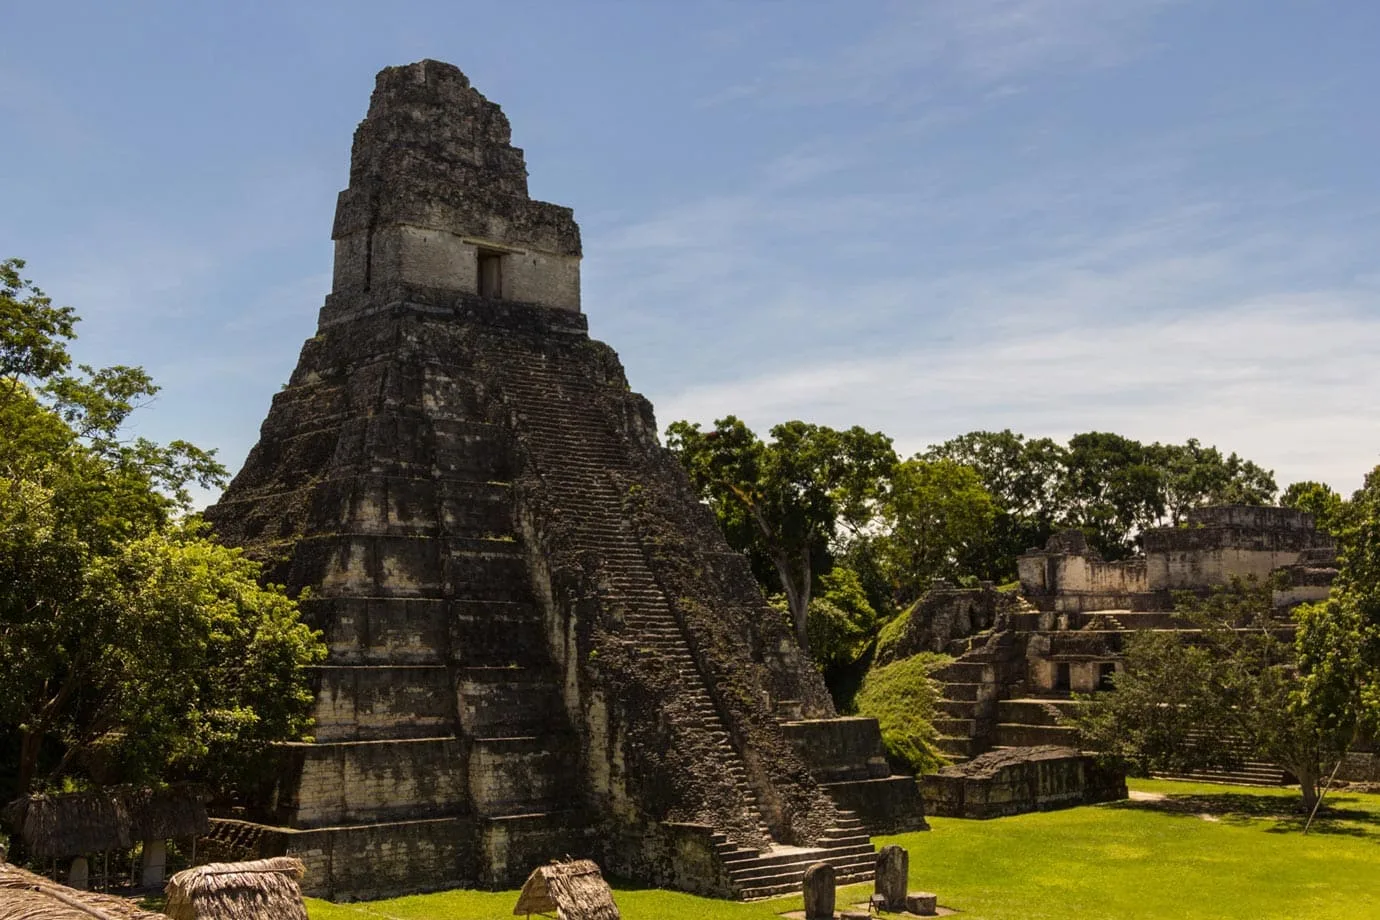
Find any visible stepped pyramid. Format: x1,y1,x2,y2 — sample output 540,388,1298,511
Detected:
206,60,924,902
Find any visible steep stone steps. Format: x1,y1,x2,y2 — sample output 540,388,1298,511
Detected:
996,698,1081,726
1152,764,1291,786
992,723,1081,747
717,812,876,900
483,343,778,848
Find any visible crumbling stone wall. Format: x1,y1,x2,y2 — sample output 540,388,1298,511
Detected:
920,746,1126,818
875,583,1029,663
1017,531,1154,614
1143,506,1332,591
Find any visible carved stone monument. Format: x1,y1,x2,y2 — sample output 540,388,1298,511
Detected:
874,845,908,912
803,862,836,920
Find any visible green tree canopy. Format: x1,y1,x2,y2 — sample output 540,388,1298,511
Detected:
1075,574,1378,813
1280,480,1346,537
880,458,996,604
0,257,323,803
665,416,895,654
925,429,1277,571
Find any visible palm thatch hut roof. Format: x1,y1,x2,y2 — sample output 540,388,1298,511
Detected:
0,861,168,920
163,858,306,920
513,860,620,920
123,787,208,842
3,792,130,860
3,787,207,860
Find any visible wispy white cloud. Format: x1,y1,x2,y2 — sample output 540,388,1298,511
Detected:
702,0,1179,109
652,282,1380,496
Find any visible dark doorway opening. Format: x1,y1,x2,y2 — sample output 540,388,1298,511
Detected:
1054,662,1071,692
478,250,504,299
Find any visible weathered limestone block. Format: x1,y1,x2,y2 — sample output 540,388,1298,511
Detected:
803,862,836,920
781,717,929,834
920,746,1127,819
907,891,938,915
874,845,908,911
68,857,88,890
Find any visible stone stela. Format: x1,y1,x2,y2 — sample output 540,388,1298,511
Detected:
204,60,927,901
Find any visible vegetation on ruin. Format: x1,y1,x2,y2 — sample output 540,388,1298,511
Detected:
1281,479,1347,536
850,652,948,774
0,258,325,807
300,779,1380,920
1073,468,1380,811
667,420,1281,618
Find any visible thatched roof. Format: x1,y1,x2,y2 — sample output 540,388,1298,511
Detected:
0,861,168,920
513,860,620,920
3,792,130,860
123,788,208,842
3,787,207,860
163,858,306,920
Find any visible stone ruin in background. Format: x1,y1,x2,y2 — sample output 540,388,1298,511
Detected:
886,503,1378,789
204,60,926,901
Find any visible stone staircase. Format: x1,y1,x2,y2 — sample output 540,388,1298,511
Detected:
930,632,1021,763
714,812,877,900
484,337,876,892
1151,730,1291,786
991,698,1082,749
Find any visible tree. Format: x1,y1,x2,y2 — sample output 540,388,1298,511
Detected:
879,458,995,604
1059,432,1164,559
0,257,323,802
1150,438,1276,526
922,430,1064,581
803,567,879,674
1074,578,1378,812
666,416,895,654
1281,480,1345,537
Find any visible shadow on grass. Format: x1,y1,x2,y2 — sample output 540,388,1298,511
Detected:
1110,792,1380,840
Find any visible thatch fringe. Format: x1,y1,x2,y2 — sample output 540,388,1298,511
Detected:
124,787,208,842
3,787,206,860
163,857,306,920
0,861,168,920
3,793,131,860
513,859,620,920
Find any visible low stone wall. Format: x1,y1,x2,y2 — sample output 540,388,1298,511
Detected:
921,746,1126,819
781,718,930,833
780,718,893,781
820,776,930,834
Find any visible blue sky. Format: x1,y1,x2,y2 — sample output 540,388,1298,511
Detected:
4,0,1379,502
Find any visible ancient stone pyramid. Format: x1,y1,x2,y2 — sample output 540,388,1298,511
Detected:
206,60,924,901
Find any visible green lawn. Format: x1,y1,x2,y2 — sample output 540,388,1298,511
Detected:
307,779,1380,920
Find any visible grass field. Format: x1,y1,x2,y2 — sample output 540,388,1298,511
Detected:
306,779,1380,920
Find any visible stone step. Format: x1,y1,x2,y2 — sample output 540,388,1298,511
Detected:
996,698,1082,726
941,683,983,702
932,660,991,683
931,717,975,736
936,700,979,719
934,735,978,758
737,859,877,901
991,723,1080,747
726,844,876,881
1153,764,1290,786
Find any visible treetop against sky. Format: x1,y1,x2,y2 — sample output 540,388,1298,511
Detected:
3,1,1379,501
